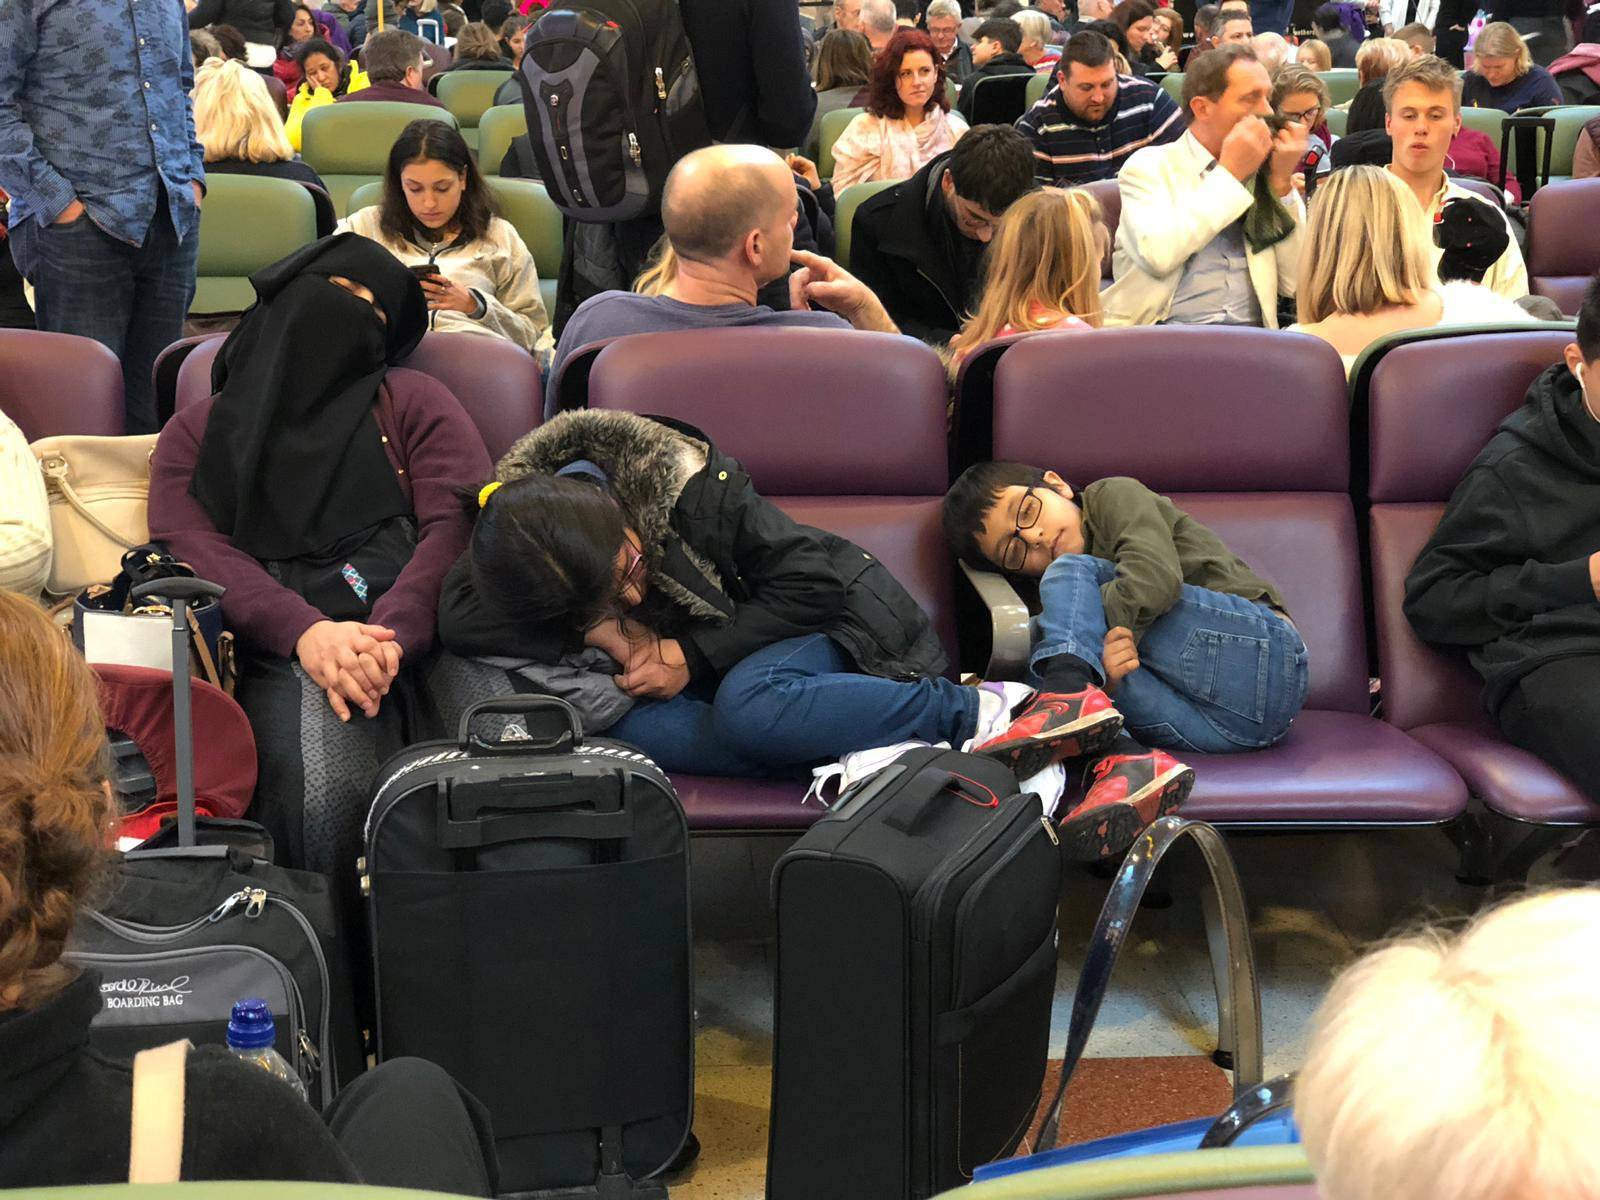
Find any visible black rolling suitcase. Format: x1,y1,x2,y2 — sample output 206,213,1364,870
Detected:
768,747,1064,1200
362,696,693,1198
64,578,364,1109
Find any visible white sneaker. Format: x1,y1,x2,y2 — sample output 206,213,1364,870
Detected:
1018,762,1067,820
805,740,948,808
962,681,1038,751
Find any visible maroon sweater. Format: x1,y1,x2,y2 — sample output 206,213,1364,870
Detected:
149,368,491,660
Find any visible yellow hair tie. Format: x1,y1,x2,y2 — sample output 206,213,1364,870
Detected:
478,481,503,509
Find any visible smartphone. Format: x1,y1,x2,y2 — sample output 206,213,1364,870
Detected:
408,264,442,283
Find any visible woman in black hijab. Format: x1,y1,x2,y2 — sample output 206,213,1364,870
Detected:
151,234,497,874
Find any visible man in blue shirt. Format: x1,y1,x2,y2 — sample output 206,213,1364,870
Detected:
547,144,896,417
1,0,207,433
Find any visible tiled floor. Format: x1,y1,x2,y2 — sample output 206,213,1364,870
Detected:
670,826,1499,1199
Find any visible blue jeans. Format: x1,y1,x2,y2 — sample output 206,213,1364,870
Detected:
1030,554,1309,754
606,634,980,777
11,203,198,434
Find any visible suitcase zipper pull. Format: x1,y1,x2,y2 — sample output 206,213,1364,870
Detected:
207,888,253,922
628,133,642,164
654,66,667,101
1041,816,1059,847
244,888,268,918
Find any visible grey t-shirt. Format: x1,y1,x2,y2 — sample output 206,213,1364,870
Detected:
546,292,851,417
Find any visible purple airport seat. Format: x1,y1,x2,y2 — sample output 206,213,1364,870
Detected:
0,329,125,440
587,327,953,831
952,332,1034,476
1365,329,1597,827
153,333,225,427
991,326,1468,825
401,333,542,459
1527,179,1600,315
1080,178,1120,281
544,336,621,419
177,331,541,459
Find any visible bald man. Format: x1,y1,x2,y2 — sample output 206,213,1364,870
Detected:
545,145,898,415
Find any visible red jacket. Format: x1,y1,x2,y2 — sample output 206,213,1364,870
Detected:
1448,127,1521,204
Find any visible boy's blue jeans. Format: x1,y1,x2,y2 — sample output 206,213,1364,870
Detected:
1030,555,1309,754
606,633,980,777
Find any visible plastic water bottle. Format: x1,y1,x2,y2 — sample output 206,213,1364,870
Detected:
226,998,308,1101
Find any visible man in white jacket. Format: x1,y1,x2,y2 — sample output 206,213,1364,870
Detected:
1103,44,1308,328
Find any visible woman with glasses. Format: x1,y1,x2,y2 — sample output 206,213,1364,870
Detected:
1271,65,1334,190
438,409,1106,785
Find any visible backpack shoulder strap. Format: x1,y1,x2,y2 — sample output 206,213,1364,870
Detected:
129,1039,192,1183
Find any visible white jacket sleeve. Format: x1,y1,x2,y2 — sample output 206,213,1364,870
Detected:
0,415,52,596
1483,230,1531,301
1116,152,1256,280
475,222,555,360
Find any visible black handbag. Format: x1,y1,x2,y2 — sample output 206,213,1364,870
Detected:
265,515,417,622
72,545,235,693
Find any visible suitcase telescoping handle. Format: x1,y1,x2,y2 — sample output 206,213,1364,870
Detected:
1032,816,1262,1153
125,578,227,860
456,694,584,755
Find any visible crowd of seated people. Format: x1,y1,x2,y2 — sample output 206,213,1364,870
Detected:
195,58,331,192
12,0,1600,1184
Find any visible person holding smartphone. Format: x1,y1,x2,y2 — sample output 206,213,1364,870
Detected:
339,120,554,362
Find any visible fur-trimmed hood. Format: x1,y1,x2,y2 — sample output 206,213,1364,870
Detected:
494,409,732,625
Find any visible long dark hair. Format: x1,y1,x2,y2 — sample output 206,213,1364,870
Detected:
470,474,628,633
378,120,498,245
865,28,950,120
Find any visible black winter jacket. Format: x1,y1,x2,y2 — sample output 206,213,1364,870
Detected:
187,0,294,44
680,0,817,146
438,410,948,682
1405,363,1600,714
849,153,980,345
0,972,357,1186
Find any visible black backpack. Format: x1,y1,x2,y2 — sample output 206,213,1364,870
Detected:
517,0,713,223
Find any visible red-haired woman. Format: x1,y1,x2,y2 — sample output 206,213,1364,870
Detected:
829,28,967,189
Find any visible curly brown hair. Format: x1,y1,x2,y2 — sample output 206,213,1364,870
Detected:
0,593,114,1009
864,27,950,120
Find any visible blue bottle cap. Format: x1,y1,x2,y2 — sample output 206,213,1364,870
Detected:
227,998,277,1050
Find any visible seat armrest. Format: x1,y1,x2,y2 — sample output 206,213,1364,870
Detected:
958,561,1031,681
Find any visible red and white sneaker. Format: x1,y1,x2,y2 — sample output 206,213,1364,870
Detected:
1056,749,1195,861
971,684,1125,780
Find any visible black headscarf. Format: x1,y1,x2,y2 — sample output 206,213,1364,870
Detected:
190,234,429,560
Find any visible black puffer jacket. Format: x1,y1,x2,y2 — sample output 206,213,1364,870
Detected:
438,410,948,682
187,0,294,45
1405,363,1600,714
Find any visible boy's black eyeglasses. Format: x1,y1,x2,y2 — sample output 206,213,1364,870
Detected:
1001,489,1043,573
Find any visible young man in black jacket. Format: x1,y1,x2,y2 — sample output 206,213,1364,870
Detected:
848,124,1036,345
1404,273,1600,799
956,17,1036,119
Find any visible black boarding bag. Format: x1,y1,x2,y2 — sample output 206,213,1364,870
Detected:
767,746,1064,1200
362,695,693,1198
64,577,363,1110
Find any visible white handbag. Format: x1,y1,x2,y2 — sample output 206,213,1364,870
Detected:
31,434,159,597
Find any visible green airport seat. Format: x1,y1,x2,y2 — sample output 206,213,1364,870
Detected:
191,174,318,315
